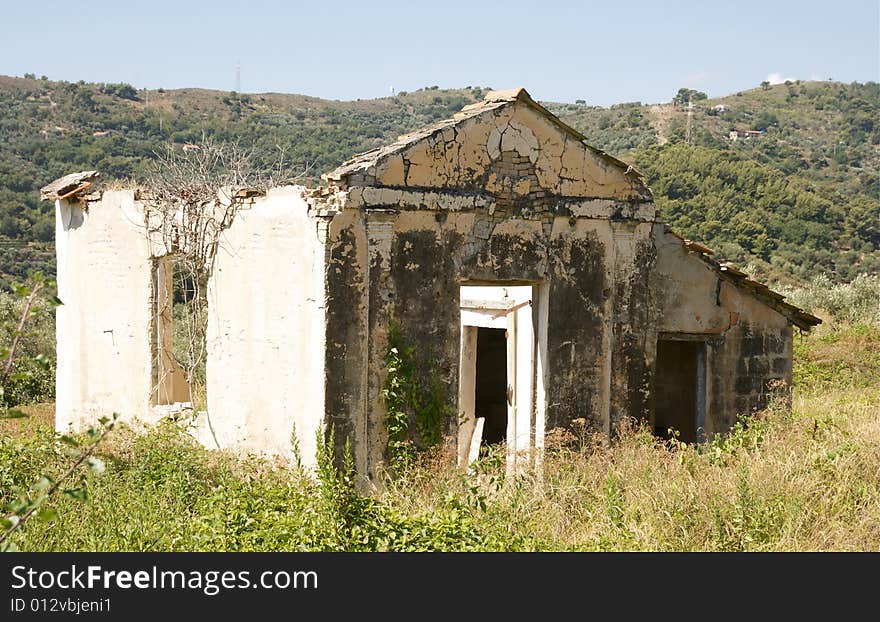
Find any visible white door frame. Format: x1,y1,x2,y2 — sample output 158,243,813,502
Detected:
458,285,542,472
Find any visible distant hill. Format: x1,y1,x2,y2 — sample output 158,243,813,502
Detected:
0,75,877,287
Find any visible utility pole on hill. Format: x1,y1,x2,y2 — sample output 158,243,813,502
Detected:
686,97,694,146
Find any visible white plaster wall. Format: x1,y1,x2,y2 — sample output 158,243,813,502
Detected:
55,191,156,431
202,186,326,466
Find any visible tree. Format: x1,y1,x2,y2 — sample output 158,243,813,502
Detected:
752,111,778,130
143,139,306,407
102,82,139,101
673,88,707,106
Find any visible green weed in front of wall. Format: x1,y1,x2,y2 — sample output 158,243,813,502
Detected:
382,322,451,472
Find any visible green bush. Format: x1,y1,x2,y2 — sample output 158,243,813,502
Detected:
779,273,880,324
4,423,517,551
0,290,56,406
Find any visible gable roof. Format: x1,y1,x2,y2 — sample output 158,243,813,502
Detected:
323,88,819,331
323,87,649,195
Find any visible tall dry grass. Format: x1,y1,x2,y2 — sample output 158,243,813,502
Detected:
380,323,880,551
3,325,878,551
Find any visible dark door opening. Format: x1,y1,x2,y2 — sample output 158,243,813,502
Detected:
653,339,706,443
475,327,508,447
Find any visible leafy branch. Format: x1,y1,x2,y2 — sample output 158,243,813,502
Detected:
0,414,116,550
0,270,114,551
382,322,450,473
1,271,61,416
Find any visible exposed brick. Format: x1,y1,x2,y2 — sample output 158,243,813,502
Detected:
735,375,754,394
750,357,769,375
766,333,785,354
741,336,764,357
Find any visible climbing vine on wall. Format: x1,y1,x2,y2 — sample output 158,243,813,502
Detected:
142,139,304,408
382,322,450,472
417,362,448,449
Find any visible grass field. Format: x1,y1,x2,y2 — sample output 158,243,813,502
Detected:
2,323,878,551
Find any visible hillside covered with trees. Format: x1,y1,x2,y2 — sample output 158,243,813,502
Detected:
0,75,877,287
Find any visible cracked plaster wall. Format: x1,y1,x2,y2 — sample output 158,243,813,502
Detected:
321,99,661,479
357,104,651,205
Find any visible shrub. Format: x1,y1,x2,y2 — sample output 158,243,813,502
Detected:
779,273,880,324
0,286,57,406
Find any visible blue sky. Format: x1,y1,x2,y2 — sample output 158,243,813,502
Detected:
2,1,877,105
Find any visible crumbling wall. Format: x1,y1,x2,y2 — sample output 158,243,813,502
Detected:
543,218,612,433
55,185,331,464
55,190,157,431
358,102,651,204
341,206,660,476
323,96,661,478
707,314,793,433
608,221,657,432
324,207,370,473
650,228,793,437
202,186,327,465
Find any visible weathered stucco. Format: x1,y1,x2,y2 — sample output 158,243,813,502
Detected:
319,92,662,478
649,228,796,436
49,87,818,481
321,210,655,475
55,190,160,431
199,186,327,465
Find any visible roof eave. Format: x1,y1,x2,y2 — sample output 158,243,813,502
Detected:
673,228,821,331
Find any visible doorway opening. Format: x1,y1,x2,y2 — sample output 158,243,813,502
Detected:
475,327,508,447
653,338,706,443
457,283,547,471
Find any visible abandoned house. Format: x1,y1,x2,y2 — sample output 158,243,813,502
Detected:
42,87,820,482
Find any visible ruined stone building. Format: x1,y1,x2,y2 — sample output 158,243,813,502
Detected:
43,88,820,481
